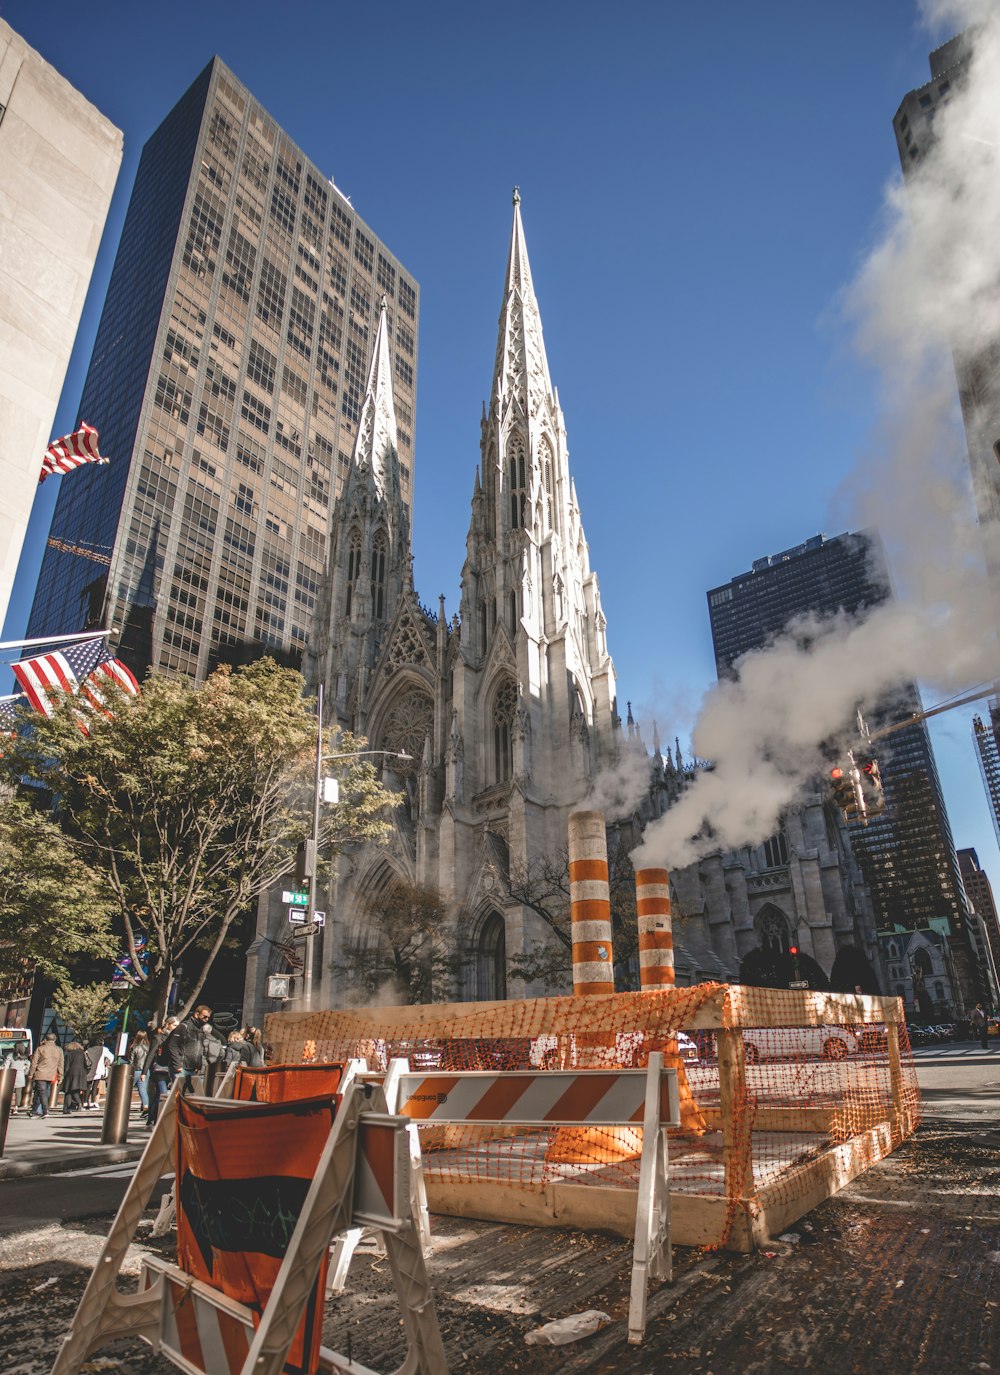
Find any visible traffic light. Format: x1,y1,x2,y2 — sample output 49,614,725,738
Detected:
829,764,862,819
788,944,799,957
855,755,885,817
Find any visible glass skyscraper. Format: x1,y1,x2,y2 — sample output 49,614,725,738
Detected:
707,530,985,1006
26,57,418,682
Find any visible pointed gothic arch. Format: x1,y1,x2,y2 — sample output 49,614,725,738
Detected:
345,527,362,617
475,909,507,1000
507,434,526,529
372,681,434,776
370,529,388,620
754,904,791,954
490,675,518,784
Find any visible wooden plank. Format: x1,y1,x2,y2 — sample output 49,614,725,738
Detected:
696,1106,838,1133
423,1178,749,1251
753,1123,895,1239
724,986,903,1028
717,1029,753,1204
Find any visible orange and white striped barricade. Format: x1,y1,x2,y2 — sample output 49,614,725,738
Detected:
150,1057,241,1239
49,1074,449,1375
392,1051,680,1345
327,1058,432,1297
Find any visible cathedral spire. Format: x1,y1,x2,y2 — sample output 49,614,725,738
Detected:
490,190,552,417
350,296,398,498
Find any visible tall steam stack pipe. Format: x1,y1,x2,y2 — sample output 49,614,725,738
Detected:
634,867,674,990
568,810,615,995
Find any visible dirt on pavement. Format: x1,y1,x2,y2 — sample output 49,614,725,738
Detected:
1,1119,998,1375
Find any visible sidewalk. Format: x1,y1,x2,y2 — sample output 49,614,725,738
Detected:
0,1104,148,1179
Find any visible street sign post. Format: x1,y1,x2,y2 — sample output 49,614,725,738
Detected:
282,889,309,906
314,910,326,927
789,980,809,990
287,906,308,925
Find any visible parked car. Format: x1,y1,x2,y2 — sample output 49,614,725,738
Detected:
742,1024,859,1064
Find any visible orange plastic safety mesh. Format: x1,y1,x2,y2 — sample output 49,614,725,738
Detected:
266,984,919,1249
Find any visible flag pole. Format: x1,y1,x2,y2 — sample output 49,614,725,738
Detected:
0,630,109,654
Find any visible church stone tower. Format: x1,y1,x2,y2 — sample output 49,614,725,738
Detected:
302,192,623,1006
309,299,411,728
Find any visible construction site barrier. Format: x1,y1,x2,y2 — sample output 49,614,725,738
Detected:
49,1073,448,1375
266,983,920,1253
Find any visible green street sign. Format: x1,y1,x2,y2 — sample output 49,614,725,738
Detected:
282,889,309,905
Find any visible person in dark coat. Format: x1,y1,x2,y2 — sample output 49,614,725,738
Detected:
165,1004,213,1080
61,1042,88,1114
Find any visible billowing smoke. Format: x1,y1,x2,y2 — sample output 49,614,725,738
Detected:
584,743,658,817
635,1,1000,872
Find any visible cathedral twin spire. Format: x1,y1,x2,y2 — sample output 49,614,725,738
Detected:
490,187,554,427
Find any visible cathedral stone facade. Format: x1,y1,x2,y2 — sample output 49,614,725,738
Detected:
243,195,885,1017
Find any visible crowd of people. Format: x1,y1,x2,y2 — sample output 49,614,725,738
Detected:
1,1005,266,1120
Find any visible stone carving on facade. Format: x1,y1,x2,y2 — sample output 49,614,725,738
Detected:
385,606,431,672
380,687,433,775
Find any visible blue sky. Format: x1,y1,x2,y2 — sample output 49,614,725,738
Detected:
3,0,997,884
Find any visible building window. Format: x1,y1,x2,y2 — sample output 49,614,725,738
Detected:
754,905,790,954
345,532,361,617
762,832,788,868
371,533,387,620
492,677,517,784
508,589,518,636
507,436,526,529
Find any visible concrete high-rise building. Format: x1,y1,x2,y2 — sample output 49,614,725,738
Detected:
893,33,1000,625
0,20,121,626
958,847,1000,1000
24,57,418,682
707,529,984,1013
973,702,1000,851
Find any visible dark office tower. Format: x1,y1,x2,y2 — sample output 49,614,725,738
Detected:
894,34,1000,617
973,702,1000,850
958,848,1000,994
25,58,419,681
707,530,984,1010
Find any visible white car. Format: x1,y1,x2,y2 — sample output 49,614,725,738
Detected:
742,1024,858,1064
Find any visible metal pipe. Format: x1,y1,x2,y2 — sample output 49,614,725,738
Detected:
100,1062,132,1145
568,810,614,995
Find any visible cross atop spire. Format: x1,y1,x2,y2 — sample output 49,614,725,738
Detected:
351,297,398,498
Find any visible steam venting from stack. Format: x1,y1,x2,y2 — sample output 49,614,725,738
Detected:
567,811,614,995
632,1,1000,873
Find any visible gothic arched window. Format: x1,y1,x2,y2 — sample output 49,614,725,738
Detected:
492,677,517,784
370,532,387,620
754,905,790,954
478,599,488,656
476,910,507,1000
539,436,555,530
485,446,497,538
508,589,518,636
762,832,788,868
507,436,526,529
345,530,362,617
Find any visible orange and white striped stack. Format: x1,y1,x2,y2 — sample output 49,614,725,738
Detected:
634,867,675,990
568,810,614,995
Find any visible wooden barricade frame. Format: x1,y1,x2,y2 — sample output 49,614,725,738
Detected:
267,987,918,1254
338,1052,679,1345
49,1075,449,1375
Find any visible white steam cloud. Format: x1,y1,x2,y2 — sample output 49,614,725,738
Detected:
634,2,1000,872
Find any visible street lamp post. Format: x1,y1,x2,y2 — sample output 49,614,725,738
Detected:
298,681,411,1011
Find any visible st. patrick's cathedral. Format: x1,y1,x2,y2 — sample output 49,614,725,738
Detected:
244,194,886,1017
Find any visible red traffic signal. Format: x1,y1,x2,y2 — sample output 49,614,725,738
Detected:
788,945,799,957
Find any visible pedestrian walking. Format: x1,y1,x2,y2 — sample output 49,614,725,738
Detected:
242,1025,265,1068
85,1040,114,1109
61,1041,88,1114
144,1017,178,1127
222,1029,256,1068
129,1031,150,1114
166,1005,213,1084
2,1039,32,1113
26,1032,63,1118
972,1002,989,1050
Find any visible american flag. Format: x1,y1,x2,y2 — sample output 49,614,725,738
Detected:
0,698,20,748
12,638,139,720
38,424,109,484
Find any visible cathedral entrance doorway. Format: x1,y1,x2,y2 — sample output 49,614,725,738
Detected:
476,910,507,1001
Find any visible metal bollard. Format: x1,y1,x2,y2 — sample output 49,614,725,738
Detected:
101,1062,132,1145
0,1064,16,1158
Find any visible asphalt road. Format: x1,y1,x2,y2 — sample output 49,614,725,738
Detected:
0,1043,997,1375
